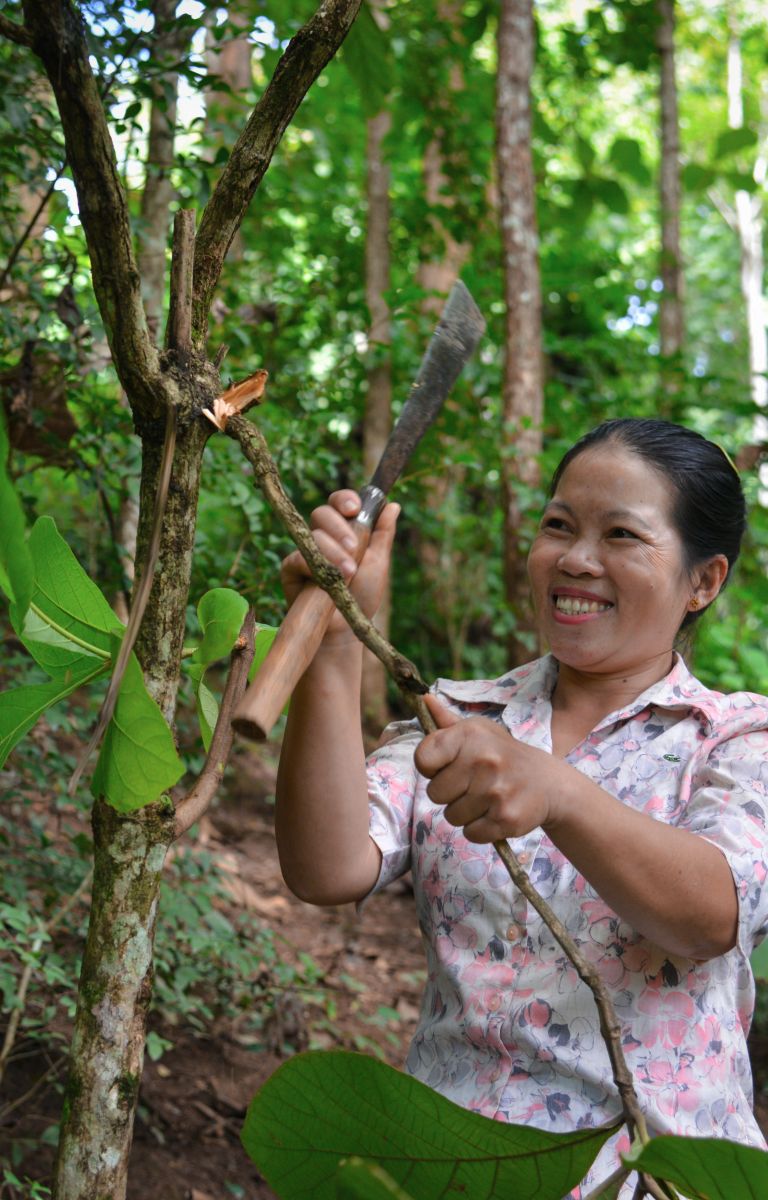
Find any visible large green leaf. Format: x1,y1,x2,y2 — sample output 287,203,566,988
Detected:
241,1051,617,1200
336,1159,415,1200
91,642,184,812
625,1135,768,1200
0,660,108,769
0,411,34,624
19,517,122,676
191,588,249,668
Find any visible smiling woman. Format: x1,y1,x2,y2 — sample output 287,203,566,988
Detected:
272,418,768,1200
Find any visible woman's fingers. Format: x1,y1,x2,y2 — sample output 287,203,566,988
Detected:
280,493,400,622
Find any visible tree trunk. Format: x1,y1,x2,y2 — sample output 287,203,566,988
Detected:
496,0,543,669
52,801,174,1200
727,30,767,422
657,0,685,407
361,106,392,731
138,0,194,339
415,1,470,311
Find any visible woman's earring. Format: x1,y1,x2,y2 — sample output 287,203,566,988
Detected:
690,595,701,610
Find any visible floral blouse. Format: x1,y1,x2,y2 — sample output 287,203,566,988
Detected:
365,654,768,1198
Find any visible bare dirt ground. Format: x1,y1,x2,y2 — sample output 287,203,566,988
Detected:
3,736,768,1200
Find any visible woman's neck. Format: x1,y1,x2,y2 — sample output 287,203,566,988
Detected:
551,652,676,726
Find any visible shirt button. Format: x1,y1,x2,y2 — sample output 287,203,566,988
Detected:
506,923,521,941
488,993,502,1011
517,851,531,865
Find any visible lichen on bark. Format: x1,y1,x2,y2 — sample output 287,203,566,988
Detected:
53,800,174,1200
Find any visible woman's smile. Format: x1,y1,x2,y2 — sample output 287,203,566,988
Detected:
552,587,614,621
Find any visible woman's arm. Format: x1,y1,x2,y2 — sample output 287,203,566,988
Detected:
415,698,738,960
273,493,398,906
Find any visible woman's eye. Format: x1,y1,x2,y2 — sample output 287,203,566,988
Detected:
542,517,569,532
609,527,637,540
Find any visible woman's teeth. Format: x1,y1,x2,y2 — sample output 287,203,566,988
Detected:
554,596,612,615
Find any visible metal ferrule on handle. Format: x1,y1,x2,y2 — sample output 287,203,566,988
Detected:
356,484,387,530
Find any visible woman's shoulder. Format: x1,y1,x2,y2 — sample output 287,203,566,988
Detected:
674,659,768,742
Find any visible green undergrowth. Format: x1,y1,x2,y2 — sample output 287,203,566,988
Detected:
0,645,328,1176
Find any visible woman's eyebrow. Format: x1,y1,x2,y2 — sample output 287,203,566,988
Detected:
546,499,654,532
604,508,653,531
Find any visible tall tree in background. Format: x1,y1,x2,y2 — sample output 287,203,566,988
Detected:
138,0,194,337
726,16,767,432
656,0,685,406
496,0,543,667
415,0,470,309
361,7,393,728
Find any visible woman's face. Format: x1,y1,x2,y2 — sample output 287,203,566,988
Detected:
527,445,695,679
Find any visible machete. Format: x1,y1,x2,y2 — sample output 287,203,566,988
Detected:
231,280,485,741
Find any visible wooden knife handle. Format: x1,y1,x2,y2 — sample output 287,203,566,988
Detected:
231,487,385,741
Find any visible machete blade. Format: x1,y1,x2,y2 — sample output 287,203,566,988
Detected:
369,280,486,496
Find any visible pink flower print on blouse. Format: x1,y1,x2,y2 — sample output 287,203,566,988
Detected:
635,984,696,1049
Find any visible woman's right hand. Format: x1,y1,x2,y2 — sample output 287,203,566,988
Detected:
280,490,400,638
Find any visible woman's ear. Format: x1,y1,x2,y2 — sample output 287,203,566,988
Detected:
690,554,729,611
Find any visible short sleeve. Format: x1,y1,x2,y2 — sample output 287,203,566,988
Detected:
365,717,422,894
679,731,768,956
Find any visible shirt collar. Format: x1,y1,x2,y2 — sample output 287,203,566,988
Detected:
435,653,721,734
435,655,557,709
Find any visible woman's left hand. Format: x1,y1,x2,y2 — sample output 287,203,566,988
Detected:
414,694,565,843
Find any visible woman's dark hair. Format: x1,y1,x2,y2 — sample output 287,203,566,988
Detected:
549,418,746,627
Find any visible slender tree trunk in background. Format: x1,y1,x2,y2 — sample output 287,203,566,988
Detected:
413,0,472,673
138,0,193,338
727,30,768,430
415,1,469,311
496,0,543,669
657,0,685,410
362,105,393,730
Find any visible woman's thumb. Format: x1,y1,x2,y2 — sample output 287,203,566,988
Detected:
423,692,461,729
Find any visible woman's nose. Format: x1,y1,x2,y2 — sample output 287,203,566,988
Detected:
557,538,603,575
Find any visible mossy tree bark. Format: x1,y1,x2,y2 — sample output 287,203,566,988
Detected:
12,2,364,1197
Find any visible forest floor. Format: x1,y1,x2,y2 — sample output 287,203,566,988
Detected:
3,734,768,1200
1,737,425,1200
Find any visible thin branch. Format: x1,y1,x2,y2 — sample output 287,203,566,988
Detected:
0,173,61,295
582,1165,630,1200
492,839,647,1144
226,415,428,700
68,402,178,795
224,410,651,1151
165,209,196,364
0,1055,67,1122
191,0,363,345
0,13,34,46
0,872,92,1086
173,612,257,839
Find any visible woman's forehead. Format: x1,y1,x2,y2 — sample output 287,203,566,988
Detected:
551,446,677,516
